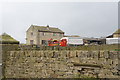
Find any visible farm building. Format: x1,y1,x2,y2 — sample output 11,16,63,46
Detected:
106,38,120,44
26,25,64,45
0,33,19,44
83,38,106,45
113,29,120,38
106,29,120,44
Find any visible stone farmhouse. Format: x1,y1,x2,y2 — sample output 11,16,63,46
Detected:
26,25,64,45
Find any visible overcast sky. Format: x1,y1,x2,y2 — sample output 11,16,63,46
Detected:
1,1,118,43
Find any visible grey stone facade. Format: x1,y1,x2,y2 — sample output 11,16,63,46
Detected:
26,25,64,45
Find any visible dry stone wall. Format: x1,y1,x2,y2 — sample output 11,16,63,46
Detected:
4,50,119,78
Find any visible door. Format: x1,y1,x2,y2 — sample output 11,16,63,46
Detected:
30,40,34,45
42,40,48,46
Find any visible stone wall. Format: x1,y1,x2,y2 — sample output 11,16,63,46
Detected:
4,50,119,78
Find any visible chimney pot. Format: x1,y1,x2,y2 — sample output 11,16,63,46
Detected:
47,25,49,27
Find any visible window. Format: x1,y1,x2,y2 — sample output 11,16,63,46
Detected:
30,40,34,45
42,40,48,45
42,32,45,36
53,33,56,36
31,32,33,36
59,34,62,36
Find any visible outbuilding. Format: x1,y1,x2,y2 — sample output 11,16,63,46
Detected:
0,33,19,44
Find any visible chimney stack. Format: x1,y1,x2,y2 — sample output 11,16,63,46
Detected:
47,25,49,27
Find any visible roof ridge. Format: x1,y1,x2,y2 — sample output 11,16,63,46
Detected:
30,25,64,33
31,25,58,28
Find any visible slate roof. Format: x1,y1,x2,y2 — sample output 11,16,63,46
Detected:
64,35,80,37
0,33,19,44
30,25,64,33
106,35,113,38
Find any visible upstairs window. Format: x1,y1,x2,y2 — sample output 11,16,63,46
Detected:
59,34,62,36
31,32,33,36
53,33,56,36
42,32,45,36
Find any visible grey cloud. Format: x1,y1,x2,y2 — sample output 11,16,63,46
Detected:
2,2,118,43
